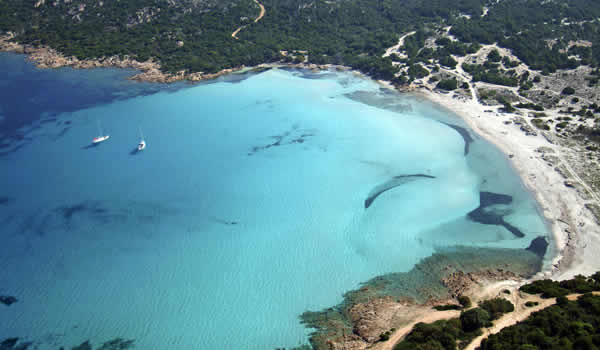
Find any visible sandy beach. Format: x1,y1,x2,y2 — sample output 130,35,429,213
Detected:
416,87,600,280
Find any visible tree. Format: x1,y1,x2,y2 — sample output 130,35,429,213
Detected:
437,78,458,91
488,49,502,62
458,296,472,308
460,308,491,332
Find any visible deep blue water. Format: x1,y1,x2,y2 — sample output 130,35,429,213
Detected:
0,53,549,349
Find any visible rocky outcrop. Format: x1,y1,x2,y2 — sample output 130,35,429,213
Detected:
442,269,520,298
348,296,401,343
0,32,244,83
0,296,17,306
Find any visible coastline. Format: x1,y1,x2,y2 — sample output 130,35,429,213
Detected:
0,32,248,83
0,32,337,84
414,86,600,279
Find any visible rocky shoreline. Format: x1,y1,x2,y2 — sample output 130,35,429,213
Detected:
0,32,339,84
0,32,246,83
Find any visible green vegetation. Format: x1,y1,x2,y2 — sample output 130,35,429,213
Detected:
437,78,459,91
515,103,544,111
395,299,514,350
520,273,600,298
0,0,489,79
0,0,597,83
433,304,463,311
479,298,515,320
532,118,550,131
524,301,539,307
458,296,472,308
562,87,576,95
450,0,600,73
480,294,600,350
461,63,519,87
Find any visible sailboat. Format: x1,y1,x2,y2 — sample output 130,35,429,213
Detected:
137,128,146,151
92,120,110,144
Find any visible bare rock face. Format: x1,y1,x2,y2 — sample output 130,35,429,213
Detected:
442,269,520,298
347,296,403,343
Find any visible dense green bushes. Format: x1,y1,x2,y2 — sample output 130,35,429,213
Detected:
480,294,600,350
395,298,514,350
520,273,600,298
479,298,515,320
437,78,459,91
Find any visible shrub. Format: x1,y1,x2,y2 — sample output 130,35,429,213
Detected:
488,49,502,62
524,301,539,307
520,279,571,298
503,289,511,295
519,345,539,350
460,308,491,332
408,64,430,79
556,296,569,306
433,304,462,311
379,331,390,341
562,86,576,95
479,298,515,320
458,296,472,308
437,78,458,91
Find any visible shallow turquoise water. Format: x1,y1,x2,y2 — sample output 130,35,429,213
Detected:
0,55,548,349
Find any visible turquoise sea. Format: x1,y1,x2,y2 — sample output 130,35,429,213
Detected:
0,53,549,349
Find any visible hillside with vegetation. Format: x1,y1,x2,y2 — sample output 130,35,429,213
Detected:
2,0,597,81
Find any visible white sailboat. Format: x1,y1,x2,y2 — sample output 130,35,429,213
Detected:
137,128,146,151
92,120,110,143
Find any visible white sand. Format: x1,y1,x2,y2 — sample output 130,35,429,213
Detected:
417,88,600,279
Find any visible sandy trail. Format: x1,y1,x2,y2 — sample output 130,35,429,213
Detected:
465,292,600,350
378,291,598,350
232,0,265,39
371,309,461,350
382,31,416,59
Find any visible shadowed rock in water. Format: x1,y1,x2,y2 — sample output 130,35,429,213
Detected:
68,338,134,350
364,174,435,209
0,296,17,306
96,338,135,350
0,337,30,350
71,341,92,350
441,122,474,155
248,124,315,156
526,236,549,257
467,191,526,238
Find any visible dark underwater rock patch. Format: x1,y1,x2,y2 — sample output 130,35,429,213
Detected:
70,340,92,350
526,236,549,258
364,174,435,209
68,338,134,350
248,125,315,156
467,191,526,238
0,296,17,306
0,337,30,350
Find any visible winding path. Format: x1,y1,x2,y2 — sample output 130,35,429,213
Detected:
371,309,461,350
375,292,599,350
231,0,265,40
